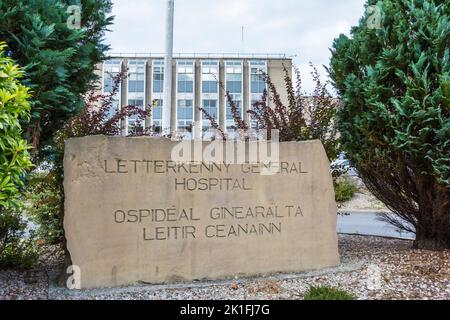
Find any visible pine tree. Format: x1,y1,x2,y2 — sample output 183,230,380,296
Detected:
0,0,113,149
329,0,449,249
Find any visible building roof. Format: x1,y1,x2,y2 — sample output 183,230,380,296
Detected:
107,53,292,60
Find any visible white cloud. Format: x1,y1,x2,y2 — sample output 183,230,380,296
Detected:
106,0,366,91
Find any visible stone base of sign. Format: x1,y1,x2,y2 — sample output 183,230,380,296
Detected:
63,136,340,289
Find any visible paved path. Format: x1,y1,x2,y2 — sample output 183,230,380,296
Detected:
337,210,415,240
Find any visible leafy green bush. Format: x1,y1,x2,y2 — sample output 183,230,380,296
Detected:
25,171,64,245
0,206,39,269
329,0,450,249
0,42,33,208
0,43,37,268
0,241,39,269
304,285,357,300
334,178,358,202
0,42,37,269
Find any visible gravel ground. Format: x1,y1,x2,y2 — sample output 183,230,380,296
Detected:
1,234,449,300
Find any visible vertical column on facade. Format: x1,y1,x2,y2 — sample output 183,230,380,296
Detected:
170,59,177,134
267,59,291,109
218,60,226,132
145,59,152,132
243,59,250,124
194,59,202,139
120,58,129,136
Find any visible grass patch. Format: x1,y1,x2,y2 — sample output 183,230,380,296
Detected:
304,285,357,300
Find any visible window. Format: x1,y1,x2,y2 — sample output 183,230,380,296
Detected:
226,97,241,120
127,98,144,126
103,60,122,92
103,59,122,120
128,99,144,106
201,61,218,94
250,61,267,94
202,99,218,119
152,99,163,133
202,81,217,93
177,61,195,130
152,60,164,93
128,60,146,100
177,99,193,130
128,61,145,93
127,60,146,128
225,61,243,128
202,99,218,131
200,61,219,132
250,69,266,93
177,60,194,93
128,60,145,92
226,73,242,93
107,100,120,120
152,60,164,132
177,120,193,131
177,99,194,130
152,99,163,121
129,80,144,92
249,61,267,127
177,99,193,120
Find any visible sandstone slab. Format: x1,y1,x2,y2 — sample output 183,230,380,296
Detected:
64,136,339,288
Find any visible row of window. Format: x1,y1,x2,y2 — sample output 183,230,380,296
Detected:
104,60,266,94
102,59,267,132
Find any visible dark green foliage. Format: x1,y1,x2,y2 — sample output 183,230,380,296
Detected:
25,170,63,245
304,285,357,300
0,0,113,149
0,0,112,269
329,0,449,249
0,207,39,269
334,178,358,202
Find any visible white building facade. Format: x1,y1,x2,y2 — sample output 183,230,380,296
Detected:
99,54,292,135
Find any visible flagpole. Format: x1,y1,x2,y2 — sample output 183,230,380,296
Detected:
163,0,174,135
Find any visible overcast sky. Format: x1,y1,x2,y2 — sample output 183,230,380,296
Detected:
106,0,366,92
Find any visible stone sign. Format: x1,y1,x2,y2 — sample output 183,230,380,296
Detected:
64,136,340,289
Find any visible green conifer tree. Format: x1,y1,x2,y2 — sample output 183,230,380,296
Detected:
329,0,449,249
0,0,113,149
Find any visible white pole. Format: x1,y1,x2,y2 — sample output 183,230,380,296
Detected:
163,0,174,134
241,26,245,53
